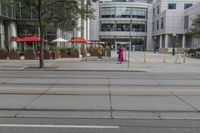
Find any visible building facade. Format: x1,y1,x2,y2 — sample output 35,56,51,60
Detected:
91,0,153,51
90,0,200,52
0,1,89,51
152,0,200,53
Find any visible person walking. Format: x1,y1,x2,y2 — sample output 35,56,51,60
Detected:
97,45,103,60
118,46,124,64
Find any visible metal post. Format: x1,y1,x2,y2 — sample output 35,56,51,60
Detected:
128,43,131,68
172,34,176,56
128,19,132,69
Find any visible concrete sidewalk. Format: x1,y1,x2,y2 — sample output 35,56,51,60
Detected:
1,84,200,119
0,52,200,72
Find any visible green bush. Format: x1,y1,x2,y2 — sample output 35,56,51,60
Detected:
0,48,7,53
188,49,196,54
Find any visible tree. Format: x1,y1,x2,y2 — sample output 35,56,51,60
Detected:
189,14,200,37
3,0,94,68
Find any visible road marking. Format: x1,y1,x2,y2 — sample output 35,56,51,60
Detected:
0,124,120,129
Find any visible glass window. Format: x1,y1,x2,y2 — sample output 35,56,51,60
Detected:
132,22,146,32
184,16,189,29
116,7,131,18
168,3,176,9
112,0,126,2
100,7,115,18
101,23,116,31
161,18,164,29
157,20,159,30
152,22,154,31
184,3,192,9
157,6,160,14
153,8,155,17
132,8,147,19
1,2,8,16
116,23,130,31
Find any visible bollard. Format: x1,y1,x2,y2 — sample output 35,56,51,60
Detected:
144,51,147,63
183,52,186,63
163,55,166,63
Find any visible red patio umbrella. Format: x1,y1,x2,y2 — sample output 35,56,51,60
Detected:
22,36,48,43
69,38,88,43
85,40,92,44
15,37,24,42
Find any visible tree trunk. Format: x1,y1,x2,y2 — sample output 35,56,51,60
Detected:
38,0,44,68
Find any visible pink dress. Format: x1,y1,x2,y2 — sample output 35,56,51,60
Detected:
118,48,123,63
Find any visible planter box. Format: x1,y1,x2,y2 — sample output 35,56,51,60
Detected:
25,52,36,60
71,52,79,58
7,52,19,60
44,52,51,60
51,52,60,60
0,53,7,59
60,51,67,58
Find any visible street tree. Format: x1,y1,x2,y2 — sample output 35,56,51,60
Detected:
3,0,94,68
189,14,200,37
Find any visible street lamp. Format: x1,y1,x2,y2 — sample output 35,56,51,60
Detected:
172,33,176,56
154,36,157,53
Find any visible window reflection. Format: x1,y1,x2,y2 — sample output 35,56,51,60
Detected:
116,24,130,31
100,7,147,19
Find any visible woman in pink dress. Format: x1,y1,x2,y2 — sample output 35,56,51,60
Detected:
118,47,123,64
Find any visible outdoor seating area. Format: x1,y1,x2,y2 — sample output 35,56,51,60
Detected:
0,36,111,60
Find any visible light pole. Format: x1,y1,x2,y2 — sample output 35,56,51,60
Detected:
172,33,176,56
154,36,157,53
128,19,132,68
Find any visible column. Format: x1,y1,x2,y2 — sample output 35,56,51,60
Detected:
10,22,17,50
114,37,117,51
159,35,162,48
165,34,169,48
182,34,186,48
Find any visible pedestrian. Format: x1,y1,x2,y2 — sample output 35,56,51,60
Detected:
97,45,103,60
118,46,124,64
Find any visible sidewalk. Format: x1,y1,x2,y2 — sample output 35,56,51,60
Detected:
0,51,200,73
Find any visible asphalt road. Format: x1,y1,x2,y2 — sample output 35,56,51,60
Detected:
0,118,200,133
0,71,200,132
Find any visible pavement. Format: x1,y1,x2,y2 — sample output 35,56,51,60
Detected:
0,51,200,72
0,71,200,120
0,52,200,132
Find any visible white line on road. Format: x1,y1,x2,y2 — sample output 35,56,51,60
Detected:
0,124,120,129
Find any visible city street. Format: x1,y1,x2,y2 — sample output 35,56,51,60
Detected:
0,70,200,132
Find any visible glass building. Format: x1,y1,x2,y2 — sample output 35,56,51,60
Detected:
91,0,151,51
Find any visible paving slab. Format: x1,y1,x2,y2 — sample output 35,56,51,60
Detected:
26,95,110,110
112,96,195,111
160,112,200,120
0,85,50,94
156,80,200,86
113,111,160,119
0,95,38,109
110,79,157,86
6,78,60,85
110,86,171,96
169,89,200,96
179,96,200,111
0,78,12,84
57,78,108,85
17,111,111,118
46,85,109,95
0,110,19,117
